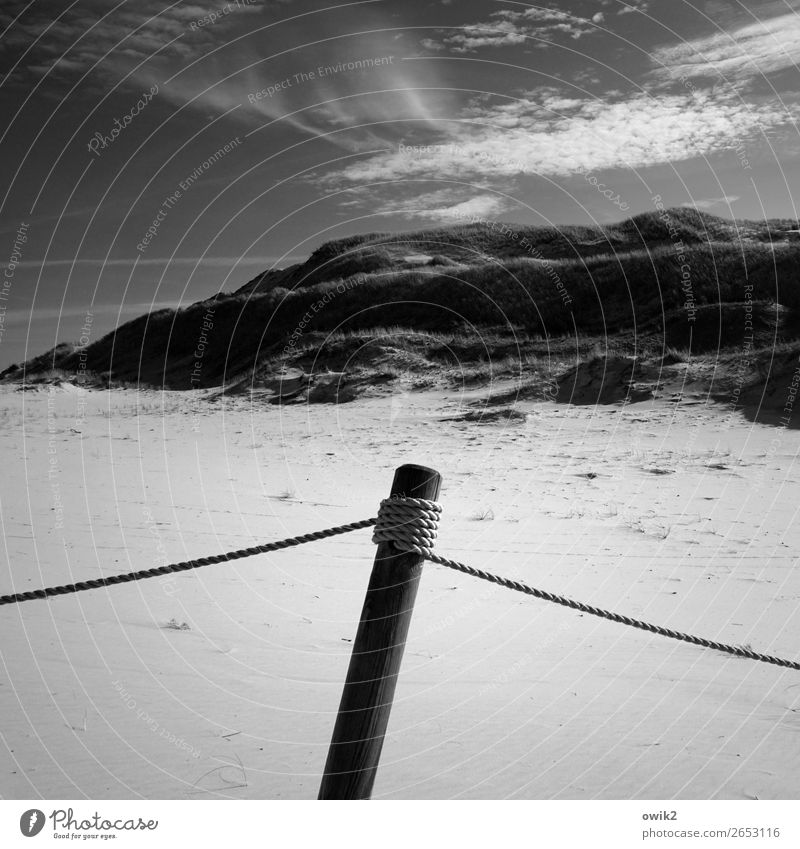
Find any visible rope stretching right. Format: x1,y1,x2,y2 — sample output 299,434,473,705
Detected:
374,497,800,672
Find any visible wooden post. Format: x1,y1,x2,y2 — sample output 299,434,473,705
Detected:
318,463,442,800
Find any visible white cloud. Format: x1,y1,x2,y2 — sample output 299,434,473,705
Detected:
420,37,445,52
651,10,800,82
413,194,510,222
339,187,513,222
618,1,651,15
328,90,782,185
440,19,529,53
683,195,740,209
426,7,603,53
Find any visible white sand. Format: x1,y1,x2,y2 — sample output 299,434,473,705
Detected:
1,383,798,799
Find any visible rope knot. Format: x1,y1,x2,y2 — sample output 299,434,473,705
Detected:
372,496,442,556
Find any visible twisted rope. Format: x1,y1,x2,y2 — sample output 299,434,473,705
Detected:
370,496,799,671
372,497,442,553
0,518,376,606
420,551,800,671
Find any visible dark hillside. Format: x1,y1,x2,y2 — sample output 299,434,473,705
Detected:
6,209,800,394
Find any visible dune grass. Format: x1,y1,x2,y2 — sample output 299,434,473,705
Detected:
9,208,800,391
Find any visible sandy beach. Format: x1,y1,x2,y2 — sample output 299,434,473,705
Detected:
1,384,798,800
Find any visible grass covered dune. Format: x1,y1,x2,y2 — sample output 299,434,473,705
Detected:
5,208,800,413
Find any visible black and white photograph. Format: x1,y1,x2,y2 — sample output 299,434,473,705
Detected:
0,0,799,834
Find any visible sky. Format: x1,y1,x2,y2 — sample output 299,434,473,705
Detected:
1,0,799,366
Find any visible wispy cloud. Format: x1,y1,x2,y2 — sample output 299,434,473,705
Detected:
343,186,514,221
0,1,268,85
650,7,800,83
0,302,185,325
12,256,289,269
